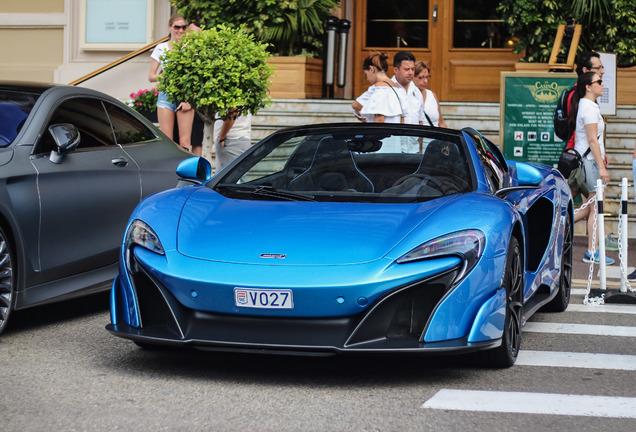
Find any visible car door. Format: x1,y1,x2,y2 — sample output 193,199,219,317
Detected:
103,101,184,198
29,97,141,280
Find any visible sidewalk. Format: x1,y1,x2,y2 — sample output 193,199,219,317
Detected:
572,234,636,288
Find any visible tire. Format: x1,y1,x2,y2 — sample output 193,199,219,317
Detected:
482,236,523,368
0,226,15,336
542,213,572,312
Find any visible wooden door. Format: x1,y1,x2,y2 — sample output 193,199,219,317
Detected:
352,0,522,102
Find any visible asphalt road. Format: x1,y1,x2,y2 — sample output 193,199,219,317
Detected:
1,287,635,432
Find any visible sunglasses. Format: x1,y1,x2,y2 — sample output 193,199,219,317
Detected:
172,24,187,30
591,79,603,85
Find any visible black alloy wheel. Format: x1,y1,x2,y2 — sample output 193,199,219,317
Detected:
0,227,14,336
482,236,523,368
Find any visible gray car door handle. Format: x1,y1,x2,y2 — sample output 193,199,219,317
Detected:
111,157,129,167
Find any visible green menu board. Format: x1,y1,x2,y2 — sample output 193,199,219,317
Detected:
500,72,577,167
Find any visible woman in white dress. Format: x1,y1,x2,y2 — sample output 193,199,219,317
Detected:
413,61,447,128
570,71,613,264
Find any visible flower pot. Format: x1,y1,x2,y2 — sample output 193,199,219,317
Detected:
266,57,323,99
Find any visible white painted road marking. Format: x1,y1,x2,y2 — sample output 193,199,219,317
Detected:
524,322,636,337
517,350,636,370
422,389,636,418
566,303,636,314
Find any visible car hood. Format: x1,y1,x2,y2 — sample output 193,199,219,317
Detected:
176,189,458,265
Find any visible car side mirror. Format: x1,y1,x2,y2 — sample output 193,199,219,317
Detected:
514,161,543,187
176,157,212,184
495,161,542,198
48,123,80,164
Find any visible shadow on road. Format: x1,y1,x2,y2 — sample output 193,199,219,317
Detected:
4,290,110,335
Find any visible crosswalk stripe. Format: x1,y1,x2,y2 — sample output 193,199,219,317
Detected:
566,303,636,314
517,350,636,370
421,389,636,418
524,322,636,337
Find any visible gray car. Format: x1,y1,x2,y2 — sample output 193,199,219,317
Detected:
0,82,190,335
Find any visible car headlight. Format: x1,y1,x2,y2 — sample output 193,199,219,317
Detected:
396,230,485,282
125,219,165,255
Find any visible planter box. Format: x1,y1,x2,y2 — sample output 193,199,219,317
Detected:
267,57,323,99
514,62,550,72
138,109,158,123
617,66,636,105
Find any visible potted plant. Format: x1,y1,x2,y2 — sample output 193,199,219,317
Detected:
159,25,272,162
171,0,340,98
128,88,158,122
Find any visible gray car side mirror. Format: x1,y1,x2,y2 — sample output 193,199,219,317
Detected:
48,123,80,164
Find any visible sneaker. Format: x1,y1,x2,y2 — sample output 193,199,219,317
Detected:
628,269,636,282
582,250,615,265
605,233,619,251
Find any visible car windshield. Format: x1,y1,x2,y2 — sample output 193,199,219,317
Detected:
213,126,473,203
0,89,40,147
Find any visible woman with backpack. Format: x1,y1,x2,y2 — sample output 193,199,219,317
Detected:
570,71,614,265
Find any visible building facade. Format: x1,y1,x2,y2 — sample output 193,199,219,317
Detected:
1,0,520,102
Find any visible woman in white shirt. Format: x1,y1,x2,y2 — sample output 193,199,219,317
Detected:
569,71,613,264
413,61,447,128
149,13,195,152
352,53,405,124
351,53,406,152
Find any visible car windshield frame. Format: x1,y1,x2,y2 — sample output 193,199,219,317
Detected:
211,125,476,204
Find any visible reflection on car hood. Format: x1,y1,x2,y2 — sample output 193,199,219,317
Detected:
177,188,450,265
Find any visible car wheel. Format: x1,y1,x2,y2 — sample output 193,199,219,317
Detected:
542,213,572,312
482,236,523,368
0,227,15,336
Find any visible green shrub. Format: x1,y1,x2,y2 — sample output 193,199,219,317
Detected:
158,25,273,122
171,0,340,57
497,0,636,66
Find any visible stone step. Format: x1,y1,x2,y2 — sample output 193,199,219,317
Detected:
252,99,501,142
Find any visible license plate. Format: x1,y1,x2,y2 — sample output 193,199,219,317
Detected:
234,288,294,309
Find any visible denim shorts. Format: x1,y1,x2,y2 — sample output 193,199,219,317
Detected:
157,91,177,112
582,157,601,192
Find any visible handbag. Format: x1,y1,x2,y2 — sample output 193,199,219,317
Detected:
558,148,590,179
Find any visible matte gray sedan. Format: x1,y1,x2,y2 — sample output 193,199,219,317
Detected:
0,82,189,335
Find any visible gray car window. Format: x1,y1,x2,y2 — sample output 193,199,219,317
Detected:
37,98,116,154
104,102,156,145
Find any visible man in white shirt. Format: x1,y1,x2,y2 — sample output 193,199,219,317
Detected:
391,51,423,152
214,110,252,171
391,51,424,127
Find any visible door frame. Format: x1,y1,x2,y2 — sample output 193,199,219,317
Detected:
352,1,521,102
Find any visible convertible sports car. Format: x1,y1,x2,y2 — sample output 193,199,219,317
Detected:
0,82,189,335
107,123,573,367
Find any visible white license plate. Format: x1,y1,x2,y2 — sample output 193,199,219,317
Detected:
234,288,294,309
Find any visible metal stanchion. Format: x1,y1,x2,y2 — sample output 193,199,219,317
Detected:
597,179,607,291
602,177,636,303
336,19,350,89
620,177,629,293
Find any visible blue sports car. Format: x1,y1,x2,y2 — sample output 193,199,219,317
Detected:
107,123,573,367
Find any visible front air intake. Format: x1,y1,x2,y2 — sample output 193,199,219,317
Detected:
346,269,458,347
